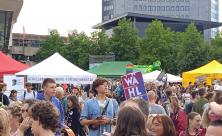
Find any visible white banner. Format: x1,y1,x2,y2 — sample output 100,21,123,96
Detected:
3,75,25,96
27,75,96,84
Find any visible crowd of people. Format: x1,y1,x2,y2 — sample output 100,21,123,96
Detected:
1,77,222,136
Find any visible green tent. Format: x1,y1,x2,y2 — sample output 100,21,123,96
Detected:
88,61,133,78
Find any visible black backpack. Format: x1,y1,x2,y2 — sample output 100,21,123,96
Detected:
24,91,36,99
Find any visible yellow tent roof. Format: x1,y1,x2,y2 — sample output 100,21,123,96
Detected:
184,60,222,74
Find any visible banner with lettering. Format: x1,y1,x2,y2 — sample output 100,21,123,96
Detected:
121,72,148,101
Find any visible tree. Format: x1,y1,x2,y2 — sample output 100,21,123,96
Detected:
176,23,208,73
139,20,177,74
209,31,222,62
90,30,111,55
109,18,140,63
36,29,65,62
63,31,91,70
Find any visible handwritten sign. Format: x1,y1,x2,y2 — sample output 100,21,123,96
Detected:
121,72,148,101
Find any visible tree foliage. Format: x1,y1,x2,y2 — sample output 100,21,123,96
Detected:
139,20,177,73
36,20,222,73
110,18,140,63
176,23,209,72
36,29,65,61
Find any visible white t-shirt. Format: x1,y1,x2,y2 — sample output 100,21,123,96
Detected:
19,90,36,100
183,93,191,104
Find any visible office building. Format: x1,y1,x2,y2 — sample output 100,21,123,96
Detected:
10,33,68,65
102,0,220,40
0,0,23,53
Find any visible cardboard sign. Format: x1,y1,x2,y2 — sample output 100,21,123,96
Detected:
121,72,148,101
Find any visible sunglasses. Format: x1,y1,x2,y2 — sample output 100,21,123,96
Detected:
21,109,28,113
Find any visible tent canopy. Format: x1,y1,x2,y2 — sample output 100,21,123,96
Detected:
143,70,182,82
182,60,222,87
16,53,97,84
0,51,29,78
88,61,133,78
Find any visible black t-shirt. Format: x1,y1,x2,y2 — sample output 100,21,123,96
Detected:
24,127,34,136
0,93,10,106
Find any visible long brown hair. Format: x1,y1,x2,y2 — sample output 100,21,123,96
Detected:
186,112,200,134
113,106,148,136
67,95,81,113
152,115,177,136
169,96,180,112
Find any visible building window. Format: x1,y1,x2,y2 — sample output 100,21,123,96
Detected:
185,6,190,11
166,6,171,11
151,6,156,11
179,6,184,11
160,6,165,11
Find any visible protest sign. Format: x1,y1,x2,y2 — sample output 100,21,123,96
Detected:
121,72,148,101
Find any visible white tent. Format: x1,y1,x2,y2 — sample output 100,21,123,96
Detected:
16,53,97,84
143,70,182,82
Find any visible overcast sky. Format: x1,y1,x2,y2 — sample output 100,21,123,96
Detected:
12,0,222,36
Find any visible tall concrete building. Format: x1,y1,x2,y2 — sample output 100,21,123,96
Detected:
0,0,23,53
102,0,219,40
10,33,68,65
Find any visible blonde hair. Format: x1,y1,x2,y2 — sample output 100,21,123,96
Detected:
0,108,10,136
201,107,210,128
55,86,64,94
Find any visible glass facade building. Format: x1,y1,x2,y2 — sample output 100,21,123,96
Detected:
0,11,13,53
102,0,220,40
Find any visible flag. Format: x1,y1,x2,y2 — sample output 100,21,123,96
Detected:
156,70,168,89
156,70,166,81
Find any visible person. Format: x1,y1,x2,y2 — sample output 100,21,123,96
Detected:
121,97,149,119
86,90,94,100
80,78,119,136
21,83,36,100
147,91,166,115
203,92,214,110
9,89,18,102
169,96,186,136
18,99,37,136
56,86,68,115
192,88,208,116
185,91,199,114
0,108,11,136
36,78,64,134
7,101,23,135
114,80,125,103
66,95,85,136
150,115,177,136
206,120,222,136
201,89,222,128
0,83,9,106
113,106,148,136
182,88,191,107
72,86,84,109
30,101,60,136
179,112,206,136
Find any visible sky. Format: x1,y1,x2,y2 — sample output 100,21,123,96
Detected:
13,0,222,36
12,0,102,36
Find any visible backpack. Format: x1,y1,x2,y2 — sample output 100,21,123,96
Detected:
24,91,36,99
